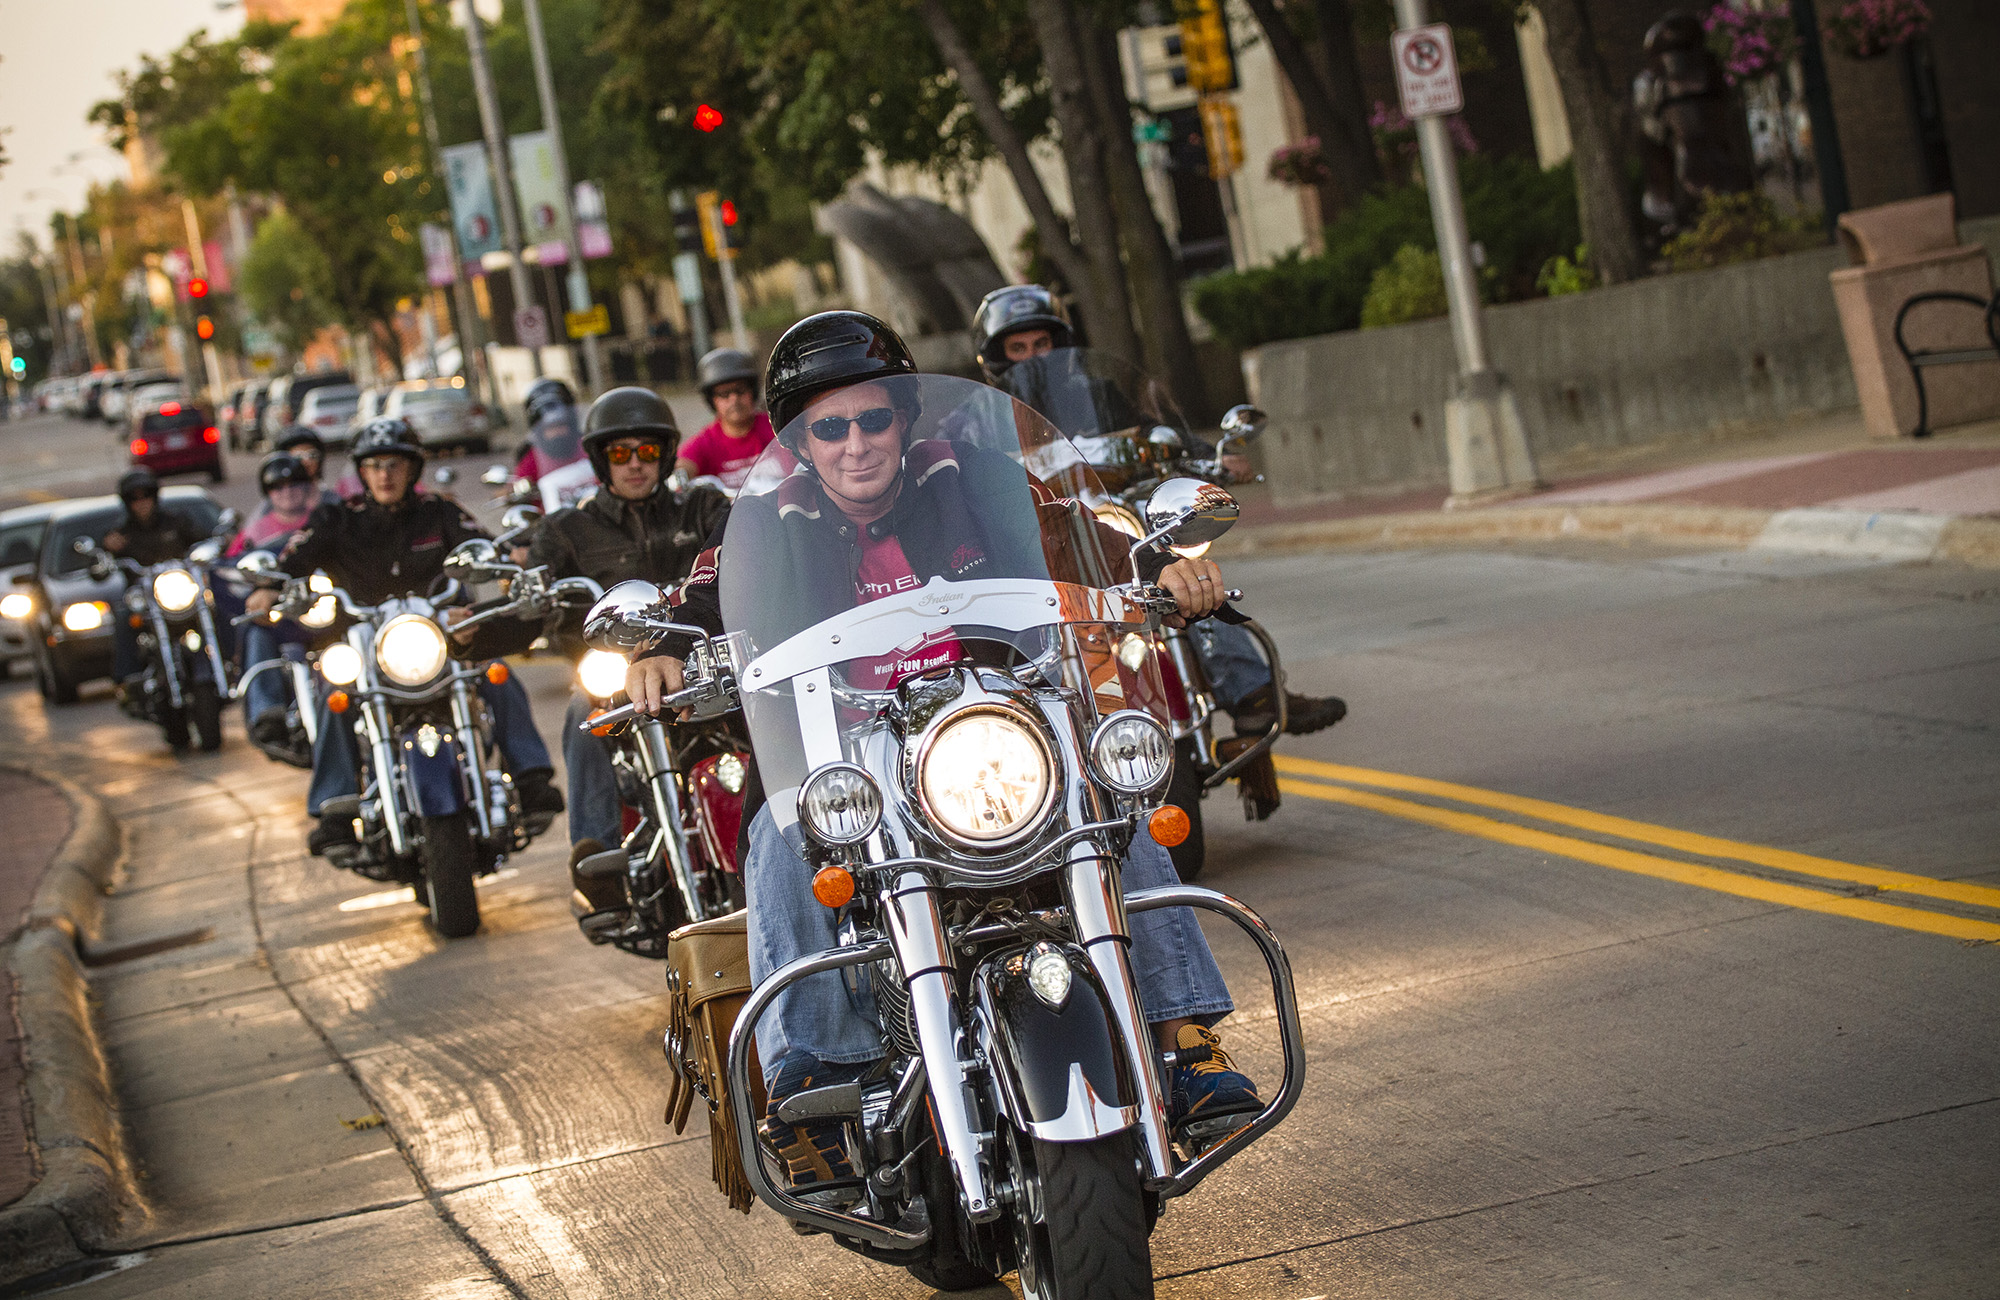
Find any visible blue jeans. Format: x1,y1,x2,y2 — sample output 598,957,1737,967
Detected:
306,671,554,816
239,622,310,724
562,690,624,848
744,804,1235,1087
1193,621,1273,711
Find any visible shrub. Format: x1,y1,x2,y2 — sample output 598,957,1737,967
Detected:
1360,245,1448,329
1190,155,1580,350
1661,191,1825,269
1535,245,1599,296
1822,0,1930,59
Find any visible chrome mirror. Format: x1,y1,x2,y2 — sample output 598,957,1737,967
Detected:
213,507,242,536
582,579,670,653
1218,404,1266,445
1143,477,1240,548
481,463,512,487
235,550,279,579
433,466,458,487
443,538,504,582
187,538,223,566
499,504,542,534
1147,424,1183,449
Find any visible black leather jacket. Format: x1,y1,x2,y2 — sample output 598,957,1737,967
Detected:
107,507,203,566
527,482,730,598
277,492,485,605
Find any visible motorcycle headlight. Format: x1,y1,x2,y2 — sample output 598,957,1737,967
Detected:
152,568,202,613
799,763,882,846
320,642,363,685
576,648,628,700
0,592,32,621
1089,710,1172,794
916,708,1055,847
62,601,106,632
375,614,450,687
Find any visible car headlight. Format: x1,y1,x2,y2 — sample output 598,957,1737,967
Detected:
62,601,106,632
916,708,1055,846
1089,710,1172,794
576,649,628,700
0,592,32,621
375,613,450,687
152,567,202,613
799,763,883,846
320,642,363,685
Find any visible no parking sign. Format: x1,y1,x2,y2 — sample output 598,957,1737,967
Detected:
1391,23,1463,118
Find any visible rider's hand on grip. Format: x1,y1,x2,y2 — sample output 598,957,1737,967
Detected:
628,655,686,718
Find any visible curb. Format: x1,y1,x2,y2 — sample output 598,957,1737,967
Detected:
0,766,140,1289
1214,503,2000,568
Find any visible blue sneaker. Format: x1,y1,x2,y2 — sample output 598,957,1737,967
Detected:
761,1052,865,1189
1167,1025,1262,1125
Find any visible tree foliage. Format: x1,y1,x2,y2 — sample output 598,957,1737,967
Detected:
238,210,339,356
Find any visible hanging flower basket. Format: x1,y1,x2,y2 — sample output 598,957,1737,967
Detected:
1822,0,1931,59
1701,4,1798,84
1268,137,1332,188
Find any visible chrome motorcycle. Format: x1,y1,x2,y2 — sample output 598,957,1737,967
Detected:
226,551,339,768
593,377,1303,1297
80,512,240,752
569,586,752,952
1001,348,1285,879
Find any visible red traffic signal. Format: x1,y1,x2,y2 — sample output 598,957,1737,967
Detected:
693,103,724,132
187,277,209,299
719,199,738,227
195,316,216,341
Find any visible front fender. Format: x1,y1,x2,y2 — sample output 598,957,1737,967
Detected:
400,725,468,816
971,943,1139,1143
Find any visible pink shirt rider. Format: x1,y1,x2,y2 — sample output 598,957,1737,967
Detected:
678,411,776,490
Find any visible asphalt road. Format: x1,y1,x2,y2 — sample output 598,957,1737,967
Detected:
2,412,1995,1297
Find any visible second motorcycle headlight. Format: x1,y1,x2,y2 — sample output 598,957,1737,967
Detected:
1089,710,1172,794
917,708,1054,846
152,568,201,613
375,614,450,686
799,763,883,845
576,649,628,700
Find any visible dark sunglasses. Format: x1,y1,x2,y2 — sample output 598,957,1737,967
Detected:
604,442,663,465
808,407,897,443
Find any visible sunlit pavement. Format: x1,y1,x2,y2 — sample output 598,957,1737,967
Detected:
2,527,1996,1295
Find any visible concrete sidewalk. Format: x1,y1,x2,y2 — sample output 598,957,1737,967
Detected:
1224,413,2000,565
2,771,76,1209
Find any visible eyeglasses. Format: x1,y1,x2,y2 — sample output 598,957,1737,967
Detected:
807,407,897,443
604,442,662,465
357,457,410,474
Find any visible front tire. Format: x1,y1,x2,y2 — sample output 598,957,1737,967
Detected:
1016,1133,1153,1300
1164,738,1207,883
39,645,79,705
162,701,191,750
190,679,225,752
420,812,482,938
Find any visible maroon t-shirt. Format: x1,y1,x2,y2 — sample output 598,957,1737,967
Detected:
848,530,963,689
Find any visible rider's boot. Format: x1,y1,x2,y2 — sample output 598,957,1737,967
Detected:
1229,684,1348,737
1166,1024,1262,1128
516,767,565,836
308,811,358,858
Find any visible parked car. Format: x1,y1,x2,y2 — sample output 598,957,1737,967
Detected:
24,486,224,703
102,370,177,426
296,383,362,448
260,370,353,447
0,503,58,677
129,398,225,483
382,378,493,452
127,380,187,422
220,381,255,450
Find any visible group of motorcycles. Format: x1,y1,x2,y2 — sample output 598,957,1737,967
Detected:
87,349,1306,1297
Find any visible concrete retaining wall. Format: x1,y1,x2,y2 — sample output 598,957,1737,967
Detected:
1240,215,2000,505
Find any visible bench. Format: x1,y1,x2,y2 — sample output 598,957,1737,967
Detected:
1893,291,2000,438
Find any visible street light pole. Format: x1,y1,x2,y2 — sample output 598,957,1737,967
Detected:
180,199,229,401
59,216,104,369
520,0,605,395
30,250,71,374
460,0,544,379
1392,0,1538,504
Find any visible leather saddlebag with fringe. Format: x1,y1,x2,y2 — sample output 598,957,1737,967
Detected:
662,911,766,1213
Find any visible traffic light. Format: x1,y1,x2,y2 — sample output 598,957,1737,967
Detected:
187,277,210,300
693,103,724,133
673,203,703,255
8,356,23,379
719,199,738,228
195,316,216,341
1177,0,1236,94
694,190,736,261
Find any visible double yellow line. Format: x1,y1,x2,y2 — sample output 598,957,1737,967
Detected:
1273,755,2000,942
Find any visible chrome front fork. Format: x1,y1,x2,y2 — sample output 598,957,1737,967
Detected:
635,716,704,921
148,604,184,708
195,597,230,690
290,659,318,744
449,678,496,842
358,695,409,858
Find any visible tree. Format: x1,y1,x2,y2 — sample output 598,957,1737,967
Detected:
1238,0,1382,212
1529,0,1645,283
239,211,338,357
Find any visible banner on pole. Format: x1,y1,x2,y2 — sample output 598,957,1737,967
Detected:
509,131,574,265
574,181,612,259
441,142,503,271
419,223,457,288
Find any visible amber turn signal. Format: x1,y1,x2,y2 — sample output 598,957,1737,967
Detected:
327,690,351,714
812,865,856,909
485,661,510,685
1147,804,1191,848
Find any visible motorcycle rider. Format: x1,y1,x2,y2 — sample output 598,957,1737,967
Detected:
972,286,1346,782
524,386,730,907
104,468,203,686
231,452,320,752
626,312,1261,1188
267,427,350,507
246,418,565,857
513,376,583,486
675,347,778,491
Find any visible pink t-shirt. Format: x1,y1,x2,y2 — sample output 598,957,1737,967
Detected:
679,413,776,489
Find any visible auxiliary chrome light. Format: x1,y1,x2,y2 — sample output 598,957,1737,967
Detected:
62,601,106,632
1026,943,1072,1010
799,763,883,845
319,642,363,686
1088,710,1172,794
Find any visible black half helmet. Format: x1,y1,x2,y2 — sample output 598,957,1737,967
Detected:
971,284,1073,377
696,347,760,405
349,417,426,471
258,451,314,494
766,310,920,448
117,467,160,503
524,376,577,424
273,426,326,461
580,386,680,483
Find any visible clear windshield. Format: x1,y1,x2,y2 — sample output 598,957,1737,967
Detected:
997,349,1199,494
719,374,1168,802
